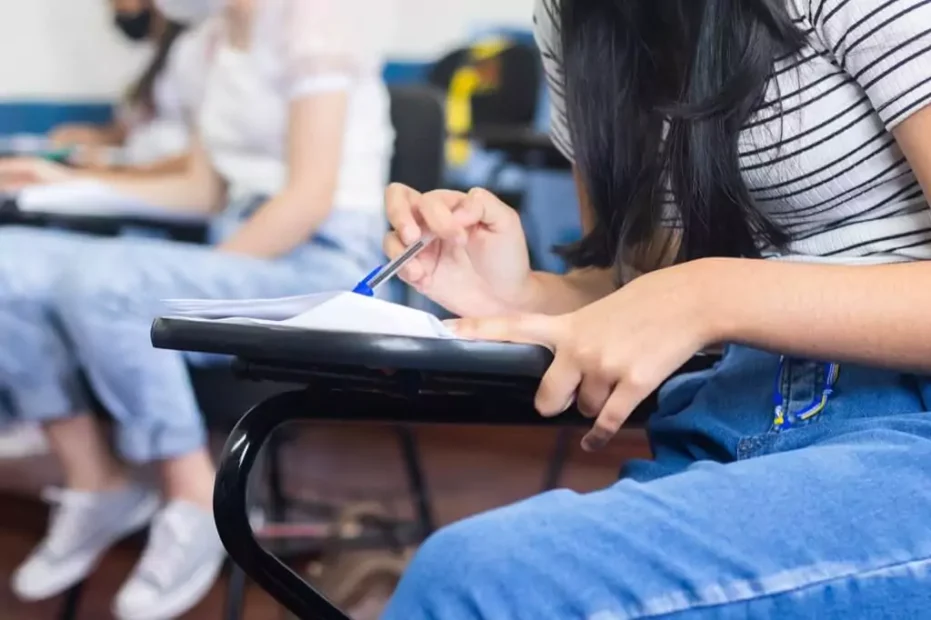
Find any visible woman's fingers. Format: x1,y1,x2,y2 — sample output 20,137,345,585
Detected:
382,232,425,282
386,185,473,246
536,353,582,416
582,383,641,452
415,191,469,245
450,313,564,347
576,375,614,419
385,183,423,244
452,187,519,232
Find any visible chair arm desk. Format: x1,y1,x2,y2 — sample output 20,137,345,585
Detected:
0,196,208,243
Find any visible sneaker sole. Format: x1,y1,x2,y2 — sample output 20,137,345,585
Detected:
113,552,226,620
12,492,161,602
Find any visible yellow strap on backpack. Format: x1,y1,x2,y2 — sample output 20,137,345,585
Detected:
445,37,513,166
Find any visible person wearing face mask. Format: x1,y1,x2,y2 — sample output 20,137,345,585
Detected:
0,1,394,618
47,0,193,171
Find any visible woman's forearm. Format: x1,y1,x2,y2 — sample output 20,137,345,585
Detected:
521,267,616,314
76,170,219,213
694,257,931,372
217,188,331,258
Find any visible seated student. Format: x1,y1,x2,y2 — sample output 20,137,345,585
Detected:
48,0,204,172
0,1,213,457
379,0,931,617
0,0,394,618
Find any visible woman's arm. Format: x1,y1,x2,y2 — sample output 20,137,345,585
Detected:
82,135,221,213
688,106,931,373
521,166,615,314
217,91,347,258
50,122,126,148
0,137,219,214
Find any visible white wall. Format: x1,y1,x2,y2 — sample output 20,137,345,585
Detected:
392,0,535,60
0,0,534,102
0,0,151,100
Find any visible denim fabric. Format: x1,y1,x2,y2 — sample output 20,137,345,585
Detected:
0,202,384,462
384,346,931,619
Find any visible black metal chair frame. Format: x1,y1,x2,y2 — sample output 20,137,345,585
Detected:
200,351,715,620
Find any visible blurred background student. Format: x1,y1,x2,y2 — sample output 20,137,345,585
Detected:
47,0,193,171
0,0,212,462
0,0,394,618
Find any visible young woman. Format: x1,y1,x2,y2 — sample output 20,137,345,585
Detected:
0,1,393,618
380,0,931,617
49,0,195,171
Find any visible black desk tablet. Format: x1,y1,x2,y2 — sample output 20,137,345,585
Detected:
152,316,554,381
151,316,716,620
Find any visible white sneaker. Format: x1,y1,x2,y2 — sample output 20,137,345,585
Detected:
12,484,160,601
113,501,227,620
0,424,48,459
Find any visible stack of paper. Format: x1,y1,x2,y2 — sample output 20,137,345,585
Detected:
164,291,455,339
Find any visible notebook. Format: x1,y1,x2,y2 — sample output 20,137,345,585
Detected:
163,291,456,339
16,180,208,223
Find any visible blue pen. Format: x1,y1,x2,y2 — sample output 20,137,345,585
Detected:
352,232,437,296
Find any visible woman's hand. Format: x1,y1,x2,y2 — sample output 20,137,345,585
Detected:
450,259,722,451
0,158,73,191
384,184,534,317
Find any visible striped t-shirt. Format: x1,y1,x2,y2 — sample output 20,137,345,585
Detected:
534,0,931,264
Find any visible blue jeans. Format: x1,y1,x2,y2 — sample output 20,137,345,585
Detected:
0,205,383,462
384,346,931,619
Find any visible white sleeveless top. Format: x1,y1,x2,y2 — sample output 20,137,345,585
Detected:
196,0,396,214
535,0,931,264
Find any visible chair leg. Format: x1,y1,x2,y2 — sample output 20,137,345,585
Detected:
395,426,436,536
541,428,572,491
58,581,85,620
223,563,248,620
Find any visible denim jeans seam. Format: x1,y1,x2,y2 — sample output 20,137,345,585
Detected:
630,553,931,620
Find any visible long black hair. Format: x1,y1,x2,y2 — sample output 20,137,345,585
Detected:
554,0,807,273
126,20,186,118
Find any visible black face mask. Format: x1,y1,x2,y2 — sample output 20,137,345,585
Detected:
114,10,153,41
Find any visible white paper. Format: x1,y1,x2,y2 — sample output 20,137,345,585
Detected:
16,180,207,223
163,291,455,339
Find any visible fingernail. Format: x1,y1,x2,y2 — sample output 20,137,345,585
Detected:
402,225,420,244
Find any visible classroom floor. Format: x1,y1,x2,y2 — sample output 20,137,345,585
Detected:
0,423,650,619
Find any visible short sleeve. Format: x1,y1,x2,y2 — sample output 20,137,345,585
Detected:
284,0,396,100
533,0,574,161
811,0,931,128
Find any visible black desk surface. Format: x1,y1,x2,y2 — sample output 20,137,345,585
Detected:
152,317,718,428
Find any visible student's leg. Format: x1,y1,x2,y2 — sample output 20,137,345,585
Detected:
384,350,931,620
52,234,364,619
0,227,159,600
385,425,931,619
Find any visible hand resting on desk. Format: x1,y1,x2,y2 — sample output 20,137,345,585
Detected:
384,182,715,451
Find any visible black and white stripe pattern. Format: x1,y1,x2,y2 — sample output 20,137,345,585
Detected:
534,0,931,264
